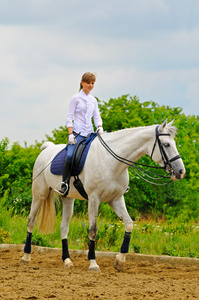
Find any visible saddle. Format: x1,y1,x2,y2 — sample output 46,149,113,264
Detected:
51,133,97,199
71,133,96,176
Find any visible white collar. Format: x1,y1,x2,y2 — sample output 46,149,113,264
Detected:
80,89,90,98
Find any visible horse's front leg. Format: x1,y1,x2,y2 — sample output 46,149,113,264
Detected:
88,196,100,271
108,195,133,271
61,197,75,268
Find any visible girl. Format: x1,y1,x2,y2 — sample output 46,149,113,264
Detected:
57,72,103,196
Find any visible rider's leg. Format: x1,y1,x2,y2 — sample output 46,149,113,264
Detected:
59,134,85,196
59,159,72,196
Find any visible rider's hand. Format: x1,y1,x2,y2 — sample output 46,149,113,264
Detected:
68,134,77,145
97,126,104,134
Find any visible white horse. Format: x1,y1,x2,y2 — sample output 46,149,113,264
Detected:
22,120,185,271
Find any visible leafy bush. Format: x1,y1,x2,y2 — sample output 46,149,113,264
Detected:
0,94,199,221
0,139,40,215
0,228,10,243
31,233,52,248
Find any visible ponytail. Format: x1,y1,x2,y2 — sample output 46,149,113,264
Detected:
79,82,83,91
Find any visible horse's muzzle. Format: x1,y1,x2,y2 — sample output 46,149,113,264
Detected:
171,168,186,181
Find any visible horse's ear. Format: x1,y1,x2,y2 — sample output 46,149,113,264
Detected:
166,119,177,137
159,119,167,132
167,119,175,127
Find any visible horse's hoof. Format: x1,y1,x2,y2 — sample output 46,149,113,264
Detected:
21,253,31,263
88,266,101,272
64,258,74,269
114,258,124,271
21,259,31,263
88,259,100,271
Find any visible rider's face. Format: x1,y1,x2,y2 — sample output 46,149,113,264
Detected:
81,81,95,95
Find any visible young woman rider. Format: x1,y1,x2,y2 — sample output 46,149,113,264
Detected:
57,72,103,196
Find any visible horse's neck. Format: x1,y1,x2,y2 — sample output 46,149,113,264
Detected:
102,126,155,167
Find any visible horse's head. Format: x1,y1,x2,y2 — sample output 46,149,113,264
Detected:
150,120,185,180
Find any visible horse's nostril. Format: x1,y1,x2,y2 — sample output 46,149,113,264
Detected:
179,169,183,174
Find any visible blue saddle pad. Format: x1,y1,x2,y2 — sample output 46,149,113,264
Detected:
50,133,96,176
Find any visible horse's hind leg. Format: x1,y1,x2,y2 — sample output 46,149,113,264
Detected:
61,197,75,268
87,195,101,271
108,195,133,270
21,183,49,262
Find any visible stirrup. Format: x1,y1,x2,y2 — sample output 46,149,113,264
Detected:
54,182,68,196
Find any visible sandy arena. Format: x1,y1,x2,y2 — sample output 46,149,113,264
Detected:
1,245,199,299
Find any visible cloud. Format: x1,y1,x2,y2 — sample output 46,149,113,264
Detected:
185,80,199,115
0,0,199,145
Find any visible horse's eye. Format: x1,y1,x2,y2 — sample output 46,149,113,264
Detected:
163,143,170,147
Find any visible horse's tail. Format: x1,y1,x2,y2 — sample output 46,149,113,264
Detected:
40,141,54,152
38,188,57,234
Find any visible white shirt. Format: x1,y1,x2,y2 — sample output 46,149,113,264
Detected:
66,89,102,136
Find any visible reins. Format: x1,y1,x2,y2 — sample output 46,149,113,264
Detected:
97,126,181,186
14,125,180,203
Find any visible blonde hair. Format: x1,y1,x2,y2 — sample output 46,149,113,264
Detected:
79,72,96,91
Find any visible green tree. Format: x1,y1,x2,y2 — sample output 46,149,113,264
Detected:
0,94,198,220
0,139,40,214
45,126,68,144
99,95,199,219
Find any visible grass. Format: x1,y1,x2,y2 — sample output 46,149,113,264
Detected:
130,218,199,258
1,205,199,258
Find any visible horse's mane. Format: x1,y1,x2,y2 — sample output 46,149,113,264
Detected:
104,122,177,138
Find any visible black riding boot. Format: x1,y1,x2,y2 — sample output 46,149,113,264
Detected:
59,161,72,196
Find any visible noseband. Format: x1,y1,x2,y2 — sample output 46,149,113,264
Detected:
150,126,181,174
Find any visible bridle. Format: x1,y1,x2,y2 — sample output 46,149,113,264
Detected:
150,126,181,174
97,126,181,185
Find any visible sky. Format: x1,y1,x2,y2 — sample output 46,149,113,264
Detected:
0,0,199,146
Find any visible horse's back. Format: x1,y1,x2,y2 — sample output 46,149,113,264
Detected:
34,142,66,173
